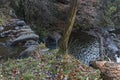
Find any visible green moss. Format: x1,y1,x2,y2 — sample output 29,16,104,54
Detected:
23,73,35,80
0,14,6,25
105,5,116,18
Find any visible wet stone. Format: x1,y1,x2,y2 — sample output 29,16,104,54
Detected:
15,26,22,30
22,26,30,28
11,34,39,46
16,21,26,26
0,26,4,32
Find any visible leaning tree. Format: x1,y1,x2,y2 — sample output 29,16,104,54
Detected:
58,0,78,54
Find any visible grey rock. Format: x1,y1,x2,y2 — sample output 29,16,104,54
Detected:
0,26,4,32
0,0,8,5
19,45,40,58
9,10,17,18
17,29,33,32
24,40,39,47
11,34,39,46
16,21,26,26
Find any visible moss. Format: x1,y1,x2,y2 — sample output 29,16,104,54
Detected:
23,73,35,80
105,5,116,18
0,11,7,25
0,6,12,25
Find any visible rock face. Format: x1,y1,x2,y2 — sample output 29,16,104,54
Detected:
90,61,120,80
9,0,106,32
10,0,119,30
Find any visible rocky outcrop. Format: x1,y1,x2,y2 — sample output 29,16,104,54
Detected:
0,5,41,59
0,18,41,59
90,61,120,80
8,0,120,45
9,0,107,32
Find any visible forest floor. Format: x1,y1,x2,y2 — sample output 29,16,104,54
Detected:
0,5,102,80
0,49,101,80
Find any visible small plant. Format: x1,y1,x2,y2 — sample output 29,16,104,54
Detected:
0,14,5,25
23,73,34,80
106,5,116,17
39,43,46,49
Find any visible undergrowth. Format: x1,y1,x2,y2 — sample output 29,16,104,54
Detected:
0,50,101,80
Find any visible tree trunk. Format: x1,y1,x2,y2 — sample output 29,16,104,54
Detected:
58,0,78,54
90,61,120,80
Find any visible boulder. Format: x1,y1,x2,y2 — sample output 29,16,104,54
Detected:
11,34,39,46
16,21,26,26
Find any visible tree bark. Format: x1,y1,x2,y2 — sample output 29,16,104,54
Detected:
58,0,78,54
90,61,120,80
